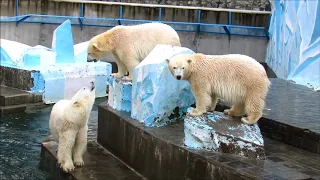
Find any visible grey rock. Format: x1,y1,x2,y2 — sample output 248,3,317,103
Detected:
184,110,266,159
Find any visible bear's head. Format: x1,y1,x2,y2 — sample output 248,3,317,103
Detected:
166,54,193,80
87,33,114,62
71,81,96,109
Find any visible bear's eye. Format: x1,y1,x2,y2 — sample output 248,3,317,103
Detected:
173,67,176,69
182,67,185,69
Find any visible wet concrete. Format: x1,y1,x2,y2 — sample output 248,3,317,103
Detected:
40,139,145,180
98,104,320,180
0,85,43,114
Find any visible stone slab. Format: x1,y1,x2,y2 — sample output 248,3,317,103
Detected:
97,104,320,180
40,140,145,180
184,111,265,159
0,85,42,106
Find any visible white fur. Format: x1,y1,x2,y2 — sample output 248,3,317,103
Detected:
166,53,271,125
49,82,95,172
87,22,181,80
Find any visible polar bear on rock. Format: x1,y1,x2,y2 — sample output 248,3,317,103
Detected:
87,22,181,81
49,82,96,172
166,53,271,125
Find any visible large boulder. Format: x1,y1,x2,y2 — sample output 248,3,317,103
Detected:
184,110,265,159
131,44,195,127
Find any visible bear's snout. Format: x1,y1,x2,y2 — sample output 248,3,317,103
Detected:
176,75,182,80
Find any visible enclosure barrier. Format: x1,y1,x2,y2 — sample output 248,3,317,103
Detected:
0,0,271,38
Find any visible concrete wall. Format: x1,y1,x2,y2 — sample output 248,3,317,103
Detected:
0,0,269,62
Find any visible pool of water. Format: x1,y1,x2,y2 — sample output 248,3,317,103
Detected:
0,98,104,180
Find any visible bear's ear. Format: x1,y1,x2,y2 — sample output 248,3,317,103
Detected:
165,59,170,64
93,43,103,51
187,59,192,64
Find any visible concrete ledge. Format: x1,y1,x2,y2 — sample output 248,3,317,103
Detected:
215,78,320,155
40,139,145,180
0,66,34,90
97,104,320,180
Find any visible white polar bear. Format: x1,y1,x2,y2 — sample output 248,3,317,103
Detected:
49,82,96,172
166,53,271,125
87,22,181,81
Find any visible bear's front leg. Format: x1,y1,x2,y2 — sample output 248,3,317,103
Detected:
111,58,127,78
189,88,210,116
72,126,88,167
122,59,140,81
57,129,77,173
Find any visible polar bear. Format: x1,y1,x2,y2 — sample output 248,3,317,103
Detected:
49,82,96,172
166,53,270,125
87,22,181,81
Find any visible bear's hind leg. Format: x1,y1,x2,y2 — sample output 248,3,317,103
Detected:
72,126,88,167
241,96,264,125
224,103,246,117
208,94,218,112
57,130,77,173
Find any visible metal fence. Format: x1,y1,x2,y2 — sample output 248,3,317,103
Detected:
0,0,271,38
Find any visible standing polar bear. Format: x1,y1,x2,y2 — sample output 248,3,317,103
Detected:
49,82,96,172
166,53,270,125
87,22,181,81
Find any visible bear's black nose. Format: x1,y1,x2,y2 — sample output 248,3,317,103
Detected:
176,75,182,80
93,59,97,62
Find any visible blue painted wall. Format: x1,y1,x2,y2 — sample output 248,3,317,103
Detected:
266,0,320,91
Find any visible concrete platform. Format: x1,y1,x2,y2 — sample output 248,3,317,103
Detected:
215,78,320,154
0,85,43,115
40,139,146,180
97,104,320,180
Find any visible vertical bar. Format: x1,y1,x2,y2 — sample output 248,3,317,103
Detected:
158,8,162,21
228,11,232,25
197,9,201,34
118,5,123,25
16,0,19,16
79,3,84,31
227,11,232,37
15,0,19,26
80,3,84,17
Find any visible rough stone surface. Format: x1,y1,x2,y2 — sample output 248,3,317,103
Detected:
184,110,265,159
108,77,132,112
96,0,271,10
131,45,195,127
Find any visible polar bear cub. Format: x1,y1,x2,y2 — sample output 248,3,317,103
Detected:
87,22,181,81
166,53,270,125
49,82,96,172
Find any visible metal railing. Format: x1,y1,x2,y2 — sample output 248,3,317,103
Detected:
0,0,271,38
